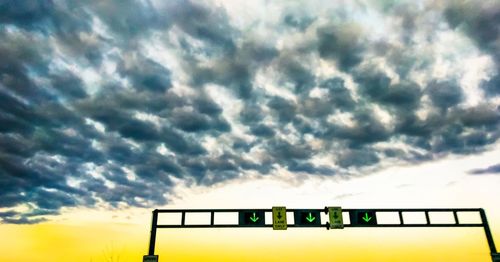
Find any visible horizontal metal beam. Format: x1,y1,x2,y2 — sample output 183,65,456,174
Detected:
347,208,482,212
154,208,482,213
155,209,273,213
344,224,484,228
156,223,483,228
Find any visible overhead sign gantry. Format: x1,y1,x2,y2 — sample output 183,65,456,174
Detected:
144,207,499,262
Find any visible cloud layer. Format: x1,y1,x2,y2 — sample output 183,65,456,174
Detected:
0,0,499,223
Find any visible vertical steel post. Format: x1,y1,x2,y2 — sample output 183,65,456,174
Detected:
148,209,159,256
479,209,497,260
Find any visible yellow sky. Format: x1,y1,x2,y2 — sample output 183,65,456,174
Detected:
0,220,497,262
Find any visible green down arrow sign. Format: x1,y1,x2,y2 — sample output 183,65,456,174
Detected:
351,210,377,226
306,213,316,223
294,210,321,227
250,212,259,223
362,213,372,222
239,210,265,226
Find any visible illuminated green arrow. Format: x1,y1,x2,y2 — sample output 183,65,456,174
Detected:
250,212,259,223
362,213,372,222
306,213,316,223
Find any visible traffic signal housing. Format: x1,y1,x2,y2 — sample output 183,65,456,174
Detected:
294,210,321,227
238,210,265,227
349,210,377,226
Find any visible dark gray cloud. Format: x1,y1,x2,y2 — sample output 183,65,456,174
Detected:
177,150,272,185
443,1,500,96
0,0,108,65
240,104,265,124
250,124,276,138
50,71,88,99
193,96,223,116
88,0,168,40
266,139,313,161
169,108,230,133
426,80,464,110
316,23,365,71
352,67,392,101
319,78,355,111
0,28,52,102
176,1,278,99
0,1,54,30
167,0,236,54
278,57,316,93
444,1,500,59
336,149,380,168
0,209,51,224
452,104,500,128
469,164,500,175
117,55,172,93
319,109,393,147
283,14,315,31
190,60,253,99
287,160,336,175
481,74,500,96
267,96,298,123
186,39,278,99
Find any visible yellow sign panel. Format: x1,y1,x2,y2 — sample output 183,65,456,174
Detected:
272,206,287,230
328,206,344,229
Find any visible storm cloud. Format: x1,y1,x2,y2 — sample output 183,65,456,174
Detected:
469,164,500,175
1,0,499,223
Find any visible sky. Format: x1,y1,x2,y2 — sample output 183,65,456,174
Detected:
0,0,500,261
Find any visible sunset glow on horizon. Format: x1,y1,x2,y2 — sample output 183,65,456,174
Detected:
1,0,500,261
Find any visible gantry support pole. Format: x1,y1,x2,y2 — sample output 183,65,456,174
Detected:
148,209,159,256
